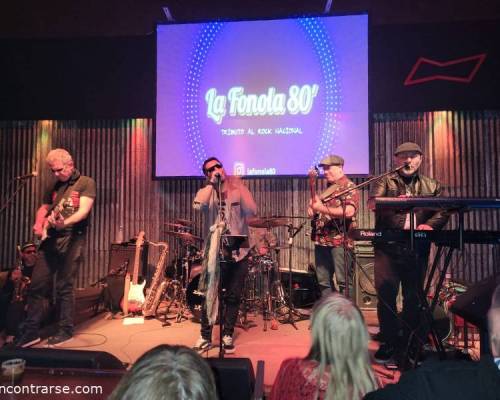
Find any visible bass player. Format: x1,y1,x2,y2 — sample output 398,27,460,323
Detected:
308,155,359,298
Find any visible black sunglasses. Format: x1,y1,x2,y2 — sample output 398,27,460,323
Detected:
206,164,223,173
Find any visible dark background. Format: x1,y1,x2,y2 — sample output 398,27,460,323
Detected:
1,0,499,120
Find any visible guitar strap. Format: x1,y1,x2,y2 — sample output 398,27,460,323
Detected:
46,176,81,216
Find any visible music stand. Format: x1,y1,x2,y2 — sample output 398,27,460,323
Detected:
218,234,248,359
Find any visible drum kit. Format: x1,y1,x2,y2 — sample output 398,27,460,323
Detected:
158,216,305,330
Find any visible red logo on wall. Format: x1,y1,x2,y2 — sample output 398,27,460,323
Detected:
404,53,486,86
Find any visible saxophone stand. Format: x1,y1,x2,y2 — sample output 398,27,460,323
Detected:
279,221,307,330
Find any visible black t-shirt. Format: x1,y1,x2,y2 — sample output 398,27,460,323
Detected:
42,169,96,235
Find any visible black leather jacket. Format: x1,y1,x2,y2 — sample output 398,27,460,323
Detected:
369,172,449,231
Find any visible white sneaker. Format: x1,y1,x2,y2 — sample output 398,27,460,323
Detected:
194,336,211,351
222,335,235,354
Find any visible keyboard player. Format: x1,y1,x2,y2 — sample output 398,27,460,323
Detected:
368,142,449,366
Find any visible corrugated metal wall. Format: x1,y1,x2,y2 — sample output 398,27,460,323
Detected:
1,111,498,287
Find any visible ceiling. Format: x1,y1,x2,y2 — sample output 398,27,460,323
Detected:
1,0,500,38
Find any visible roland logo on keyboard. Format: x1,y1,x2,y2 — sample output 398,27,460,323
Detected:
360,230,382,237
414,231,428,238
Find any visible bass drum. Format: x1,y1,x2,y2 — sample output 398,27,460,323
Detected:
186,265,204,323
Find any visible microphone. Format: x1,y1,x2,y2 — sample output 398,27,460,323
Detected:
14,171,38,180
214,172,221,180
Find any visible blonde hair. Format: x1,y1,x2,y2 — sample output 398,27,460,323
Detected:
308,294,377,400
46,148,73,165
109,345,217,400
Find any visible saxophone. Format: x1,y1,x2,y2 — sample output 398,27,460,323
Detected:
143,241,169,317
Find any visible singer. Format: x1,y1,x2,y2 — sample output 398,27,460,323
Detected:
16,149,96,348
368,142,449,367
192,157,257,354
307,155,359,298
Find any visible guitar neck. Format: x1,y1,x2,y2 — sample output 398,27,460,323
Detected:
132,231,145,285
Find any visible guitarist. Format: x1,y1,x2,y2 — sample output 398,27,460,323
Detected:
16,149,96,348
307,155,359,298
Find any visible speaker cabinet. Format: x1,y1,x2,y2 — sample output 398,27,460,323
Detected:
279,270,321,307
207,357,255,400
354,244,377,310
108,241,148,277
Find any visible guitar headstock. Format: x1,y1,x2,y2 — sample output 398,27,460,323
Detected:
136,231,145,248
308,166,319,182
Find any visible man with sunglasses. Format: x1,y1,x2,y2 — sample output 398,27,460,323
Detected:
0,243,39,346
16,148,96,348
308,155,359,299
193,157,257,354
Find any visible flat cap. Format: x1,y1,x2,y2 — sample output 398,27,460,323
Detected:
21,242,36,251
394,142,423,155
319,155,344,166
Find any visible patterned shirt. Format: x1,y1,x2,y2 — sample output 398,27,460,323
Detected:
313,175,359,248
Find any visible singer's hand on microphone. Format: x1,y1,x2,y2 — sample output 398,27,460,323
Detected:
210,172,222,184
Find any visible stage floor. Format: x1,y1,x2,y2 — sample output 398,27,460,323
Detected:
27,307,401,393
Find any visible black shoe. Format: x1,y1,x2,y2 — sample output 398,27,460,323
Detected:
222,335,235,354
374,343,395,364
15,332,41,348
47,331,73,347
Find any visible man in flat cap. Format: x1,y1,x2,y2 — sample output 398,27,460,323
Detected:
308,155,359,298
369,142,449,366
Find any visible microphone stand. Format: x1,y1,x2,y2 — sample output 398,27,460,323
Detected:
0,178,30,216
320,163,408,300
280,220,307,330
214,174,228,359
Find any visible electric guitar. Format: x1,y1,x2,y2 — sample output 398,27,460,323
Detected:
39,201,66,243
121,231,146,314
308,168,320,241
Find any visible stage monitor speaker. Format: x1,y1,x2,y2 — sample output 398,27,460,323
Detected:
109,241,148,277
0,348,126,370
207,357,255,400
450,275,500,330
355,252,377,310
279,269,320,307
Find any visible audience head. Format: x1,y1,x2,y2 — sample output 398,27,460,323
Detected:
488,284,500,357
308,293,377,400
109,345,217,400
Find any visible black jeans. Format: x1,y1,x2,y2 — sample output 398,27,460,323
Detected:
200,257,248,339
24,232,85,336
374,243,430,347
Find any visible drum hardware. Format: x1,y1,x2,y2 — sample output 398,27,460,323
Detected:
164,222,193,231
240,255,287,331
158,224,203,325
164,230,203,244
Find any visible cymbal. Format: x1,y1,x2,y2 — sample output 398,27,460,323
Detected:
164,222,192,230
174,218,193,226
164,230,202,243
248,216,289,228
